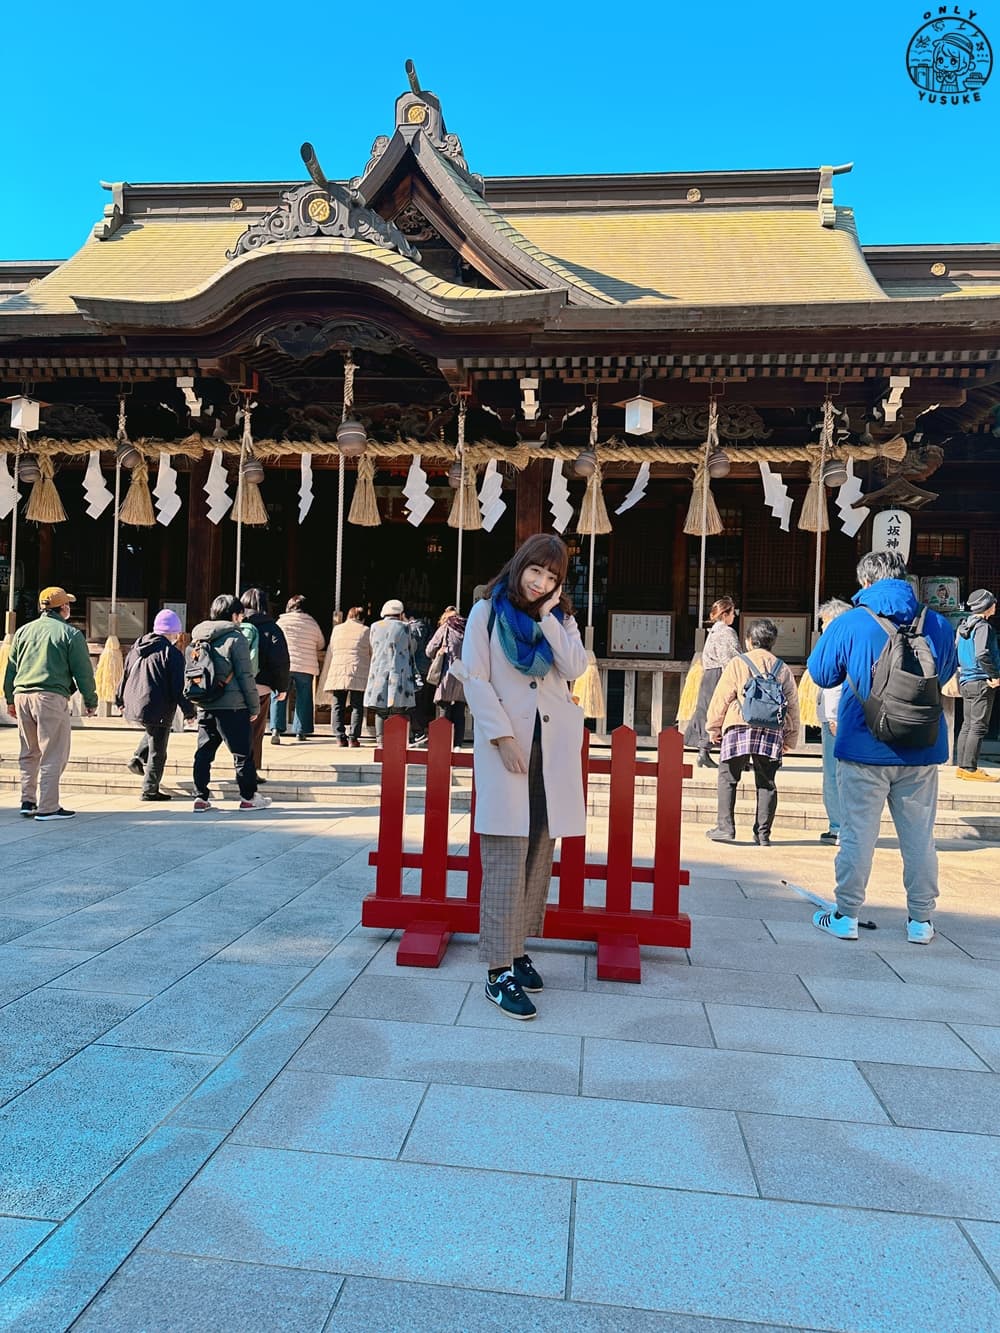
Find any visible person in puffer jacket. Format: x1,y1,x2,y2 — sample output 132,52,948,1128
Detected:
116,609,195,800
807,550,957,946
188,596,271,813
954,588,1000,781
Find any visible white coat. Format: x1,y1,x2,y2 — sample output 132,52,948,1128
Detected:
452,599,589,838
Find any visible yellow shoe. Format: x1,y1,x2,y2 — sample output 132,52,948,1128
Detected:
956,768,1000,782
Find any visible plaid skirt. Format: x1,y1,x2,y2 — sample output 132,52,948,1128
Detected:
720,724,784,764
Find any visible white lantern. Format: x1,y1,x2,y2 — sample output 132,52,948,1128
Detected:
8,396,40,432
622,396,656,436
871,509,911,564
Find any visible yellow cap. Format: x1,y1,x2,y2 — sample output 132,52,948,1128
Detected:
39,586,76,609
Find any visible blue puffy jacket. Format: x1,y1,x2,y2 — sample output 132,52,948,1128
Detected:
807,579,957,767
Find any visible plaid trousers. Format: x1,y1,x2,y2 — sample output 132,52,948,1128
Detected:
478,738,555,966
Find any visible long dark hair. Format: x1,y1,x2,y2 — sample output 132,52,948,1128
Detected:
484,533,573,617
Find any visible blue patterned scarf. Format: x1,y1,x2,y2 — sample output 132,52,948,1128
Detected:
491,582,564,677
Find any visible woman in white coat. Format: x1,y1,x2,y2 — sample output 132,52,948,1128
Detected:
452,533,589,1020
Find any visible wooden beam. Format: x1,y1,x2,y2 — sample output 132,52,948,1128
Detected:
515,459,545,544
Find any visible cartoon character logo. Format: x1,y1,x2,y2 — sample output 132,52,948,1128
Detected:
907,15,993,98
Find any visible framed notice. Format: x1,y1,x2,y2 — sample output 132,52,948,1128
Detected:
749,612,811,663
87,597,148,641
608,611,673,659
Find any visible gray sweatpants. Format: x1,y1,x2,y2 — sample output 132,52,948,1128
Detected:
834,760,939,922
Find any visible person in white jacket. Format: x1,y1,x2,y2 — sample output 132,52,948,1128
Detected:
452,534,588,1020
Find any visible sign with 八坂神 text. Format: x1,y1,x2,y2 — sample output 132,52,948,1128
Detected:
871,509,911,563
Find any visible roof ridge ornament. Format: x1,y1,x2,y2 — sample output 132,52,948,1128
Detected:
226,145,421,262
354,60,482,194
817,162,853,229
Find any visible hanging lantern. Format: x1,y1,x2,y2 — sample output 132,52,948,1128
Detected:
116,440,140,470
18,454,41,484
241,454,264,485
707,448,731,479
573,448,597,477
336,419,367,458
822,458,849,488
7,396,41,433
447,460,463,488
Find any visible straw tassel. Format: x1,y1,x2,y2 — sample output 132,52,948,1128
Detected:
797,459,829,533
797,669,821,728
677,658,704,729
348,453,381,526
119,456,157,526
231,477,269,525
576,463,612,535
25,455,66,524
0,637,11,700
573,649,606,719
683,463,724,536
448,465,482,530
94,633,124,703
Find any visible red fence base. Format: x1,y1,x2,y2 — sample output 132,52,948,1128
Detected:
362,716,692,982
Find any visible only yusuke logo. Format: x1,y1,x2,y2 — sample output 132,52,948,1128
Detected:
907,8,993,103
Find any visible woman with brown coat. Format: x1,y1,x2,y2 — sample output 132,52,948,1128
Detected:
705,617,800,846
322,608,371,747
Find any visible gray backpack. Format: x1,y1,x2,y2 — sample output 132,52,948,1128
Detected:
848,606,942,748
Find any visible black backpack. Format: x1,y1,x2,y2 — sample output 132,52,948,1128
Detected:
183,635,233,705
848,606,942,749
738,654,788,729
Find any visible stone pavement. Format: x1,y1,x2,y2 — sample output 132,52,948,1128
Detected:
0,784,999,1331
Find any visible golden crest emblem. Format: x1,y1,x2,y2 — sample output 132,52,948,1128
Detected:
307,196,332,224
406,103,428,124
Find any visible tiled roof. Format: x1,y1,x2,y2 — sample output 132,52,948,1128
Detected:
504,205,889,305
0,222,521,321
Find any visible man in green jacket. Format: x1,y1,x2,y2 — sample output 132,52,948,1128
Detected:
3,586,98,820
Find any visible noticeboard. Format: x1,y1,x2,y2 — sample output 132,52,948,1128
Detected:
608,611,673,659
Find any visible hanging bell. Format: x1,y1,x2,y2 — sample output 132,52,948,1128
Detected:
116,440,140,470
573,448,597,478
822,458,849,488
241,455,265,485
707,448,731,479
336,419,367,458
17,454,41,484
447,460,463,488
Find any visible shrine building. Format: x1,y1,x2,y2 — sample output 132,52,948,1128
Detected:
2,63,999,723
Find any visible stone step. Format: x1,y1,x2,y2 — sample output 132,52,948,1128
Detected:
2,765,997,839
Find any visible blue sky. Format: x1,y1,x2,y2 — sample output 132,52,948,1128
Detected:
5,0,998,259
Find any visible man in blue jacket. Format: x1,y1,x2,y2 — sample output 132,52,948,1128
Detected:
807,550,957,945
954,588,1000,781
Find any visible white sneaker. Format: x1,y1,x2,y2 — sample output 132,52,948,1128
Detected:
239,794,272,810
907,918,935,945
812,908,859,940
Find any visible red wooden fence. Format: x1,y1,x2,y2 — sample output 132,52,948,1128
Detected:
362,714,692,980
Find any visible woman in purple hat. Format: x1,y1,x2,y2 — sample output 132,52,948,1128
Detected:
116,608,196,800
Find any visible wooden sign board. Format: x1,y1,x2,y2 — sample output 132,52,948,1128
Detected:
748,612,811,663
608,611,673,659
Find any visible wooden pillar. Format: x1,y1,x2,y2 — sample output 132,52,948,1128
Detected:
671,498,689,650
185,459,222,625
515,459,545,544
37,525,54,588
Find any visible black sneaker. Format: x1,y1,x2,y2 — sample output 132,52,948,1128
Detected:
34,808,76,821
753,831,771,847
513,954,544,992
127,757,144,777
484,971,536,1020
19,800,37,818
819,829,839,844
141,791,172,801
